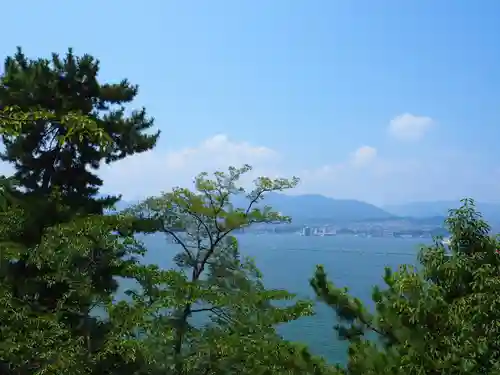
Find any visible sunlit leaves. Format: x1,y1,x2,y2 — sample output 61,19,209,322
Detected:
0,106,113,212
0,47,159,374
0,106,112,151
118,165,331,375
311,198,500,374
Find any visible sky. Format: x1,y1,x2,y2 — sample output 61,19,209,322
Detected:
2,1,500,206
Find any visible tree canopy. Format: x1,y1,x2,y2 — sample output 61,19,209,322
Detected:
312,198,500,374
0,46,497,375
0,47,159,215
0,47,158,374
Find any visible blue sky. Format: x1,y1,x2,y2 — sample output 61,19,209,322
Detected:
2,1,500,205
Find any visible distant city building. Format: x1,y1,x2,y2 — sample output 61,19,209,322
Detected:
301,226,312,236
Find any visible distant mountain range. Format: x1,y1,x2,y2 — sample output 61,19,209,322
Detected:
246,193,394,224
114,193,395,224
113,194,500,226
383,201,500,226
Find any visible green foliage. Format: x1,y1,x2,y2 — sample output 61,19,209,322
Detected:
0,47,159,212
0,48,337,375
12,45,500,375
0,47,158,374
312,198,500,374
0,105,112,147
120,165,331,374
0,105,111,210
0,207,145,374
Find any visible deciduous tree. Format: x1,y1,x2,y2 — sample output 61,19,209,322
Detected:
121,165,333,375
311,198,500,374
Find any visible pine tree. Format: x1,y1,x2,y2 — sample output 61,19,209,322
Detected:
0,47,159,221
0,48,159,374
311,199,500,374
0,107,131,374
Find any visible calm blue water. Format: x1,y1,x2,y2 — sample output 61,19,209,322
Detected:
137,233,431,365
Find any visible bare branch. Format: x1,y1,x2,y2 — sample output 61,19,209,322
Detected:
161,222,195,263
186,209,214,249
245,188,270,215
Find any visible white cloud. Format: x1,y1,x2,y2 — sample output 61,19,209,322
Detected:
388,113,435,141
99,134,283,200
163,134,278,170
299,145,378,184
0,130,493,206
350,146,377,167
99,134,493,206
296,156,425,205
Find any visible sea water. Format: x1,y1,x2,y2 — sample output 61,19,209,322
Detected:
137,233,429,365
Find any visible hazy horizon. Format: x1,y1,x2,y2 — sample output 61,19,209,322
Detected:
112,192,500,212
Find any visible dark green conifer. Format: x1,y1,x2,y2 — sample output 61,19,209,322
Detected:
0,48,159,373
0,47,159,219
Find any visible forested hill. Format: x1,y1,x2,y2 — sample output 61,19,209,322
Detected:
251,193,395,224
384,201,500,227
115,193,396,224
